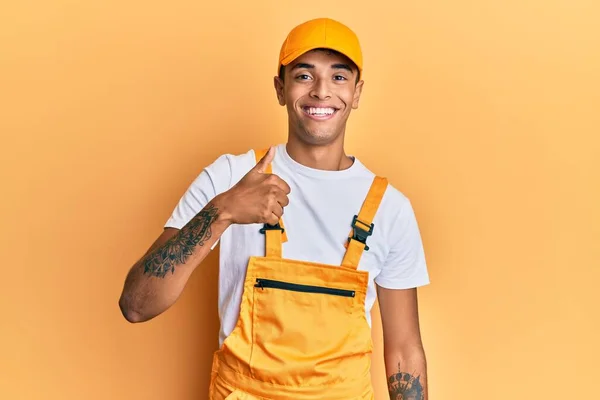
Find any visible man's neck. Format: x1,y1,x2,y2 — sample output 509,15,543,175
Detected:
285,136,354,172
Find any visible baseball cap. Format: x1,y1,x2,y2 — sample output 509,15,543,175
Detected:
278,18,363,79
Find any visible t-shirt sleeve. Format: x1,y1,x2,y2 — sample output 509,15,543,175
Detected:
163,154,233,249
375,198,430,289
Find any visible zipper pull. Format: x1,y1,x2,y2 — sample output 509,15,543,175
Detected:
255,279,264,289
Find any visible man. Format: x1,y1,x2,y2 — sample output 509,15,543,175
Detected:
119,18,429,400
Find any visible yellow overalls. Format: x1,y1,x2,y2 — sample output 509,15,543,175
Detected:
209,148,388,399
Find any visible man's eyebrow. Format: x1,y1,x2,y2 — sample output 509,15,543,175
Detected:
331,63,353,72
290,63,314,70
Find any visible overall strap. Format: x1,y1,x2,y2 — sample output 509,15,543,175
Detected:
254,147,287,258
341,176,388,269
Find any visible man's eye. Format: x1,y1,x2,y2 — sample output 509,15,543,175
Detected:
334,75,347,81
296,74,311,80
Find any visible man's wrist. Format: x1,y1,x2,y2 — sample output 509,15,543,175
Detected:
209,194,233,226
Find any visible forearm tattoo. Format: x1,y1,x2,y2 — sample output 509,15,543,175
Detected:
143,204,219,278
388,362,424,400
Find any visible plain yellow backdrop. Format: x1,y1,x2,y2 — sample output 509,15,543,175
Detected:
1,1,599,399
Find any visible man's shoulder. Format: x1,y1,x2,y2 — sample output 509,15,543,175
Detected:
354,160,410,208
206,147,260,173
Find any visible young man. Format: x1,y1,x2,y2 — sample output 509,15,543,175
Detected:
119,18,430,400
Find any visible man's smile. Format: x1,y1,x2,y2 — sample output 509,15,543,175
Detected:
301,105,339,121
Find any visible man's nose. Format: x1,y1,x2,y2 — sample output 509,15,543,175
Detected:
309,78,331,100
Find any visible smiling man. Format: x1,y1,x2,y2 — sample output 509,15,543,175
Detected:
119,18,429,400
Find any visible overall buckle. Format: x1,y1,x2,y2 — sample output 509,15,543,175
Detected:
348,215,374,251
259,222,285,234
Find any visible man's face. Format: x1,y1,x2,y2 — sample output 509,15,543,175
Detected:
274,49,364,145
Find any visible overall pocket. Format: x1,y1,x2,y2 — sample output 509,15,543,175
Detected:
250,277,367,385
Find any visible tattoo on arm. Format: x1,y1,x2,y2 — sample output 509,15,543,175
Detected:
143,204,219,278
388,362,424,400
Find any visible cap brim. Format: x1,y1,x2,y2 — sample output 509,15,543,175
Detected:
280,46,362,78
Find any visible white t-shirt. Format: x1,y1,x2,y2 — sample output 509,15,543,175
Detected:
165,143,430,346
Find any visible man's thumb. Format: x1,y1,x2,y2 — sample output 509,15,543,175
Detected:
254,146,275,174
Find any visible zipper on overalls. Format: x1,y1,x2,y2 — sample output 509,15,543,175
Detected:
254,278,356,297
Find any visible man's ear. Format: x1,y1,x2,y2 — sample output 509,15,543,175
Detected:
274,76,285,106
352,79,364,109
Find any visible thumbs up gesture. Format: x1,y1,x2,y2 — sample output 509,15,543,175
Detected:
215,147,291,226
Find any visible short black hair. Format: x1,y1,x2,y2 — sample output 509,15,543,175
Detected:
278,48,360,84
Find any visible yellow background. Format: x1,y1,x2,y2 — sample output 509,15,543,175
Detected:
1,1,598,399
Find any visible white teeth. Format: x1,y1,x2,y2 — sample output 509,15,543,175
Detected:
306,107,335,115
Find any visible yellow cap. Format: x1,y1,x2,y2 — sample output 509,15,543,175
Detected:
278,18,363,79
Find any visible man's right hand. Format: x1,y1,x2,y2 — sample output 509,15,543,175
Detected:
216,146,291,226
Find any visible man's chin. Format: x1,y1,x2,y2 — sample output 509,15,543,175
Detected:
295,129,340,145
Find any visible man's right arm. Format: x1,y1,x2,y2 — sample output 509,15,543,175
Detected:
118,146,289,323
118,197,231,323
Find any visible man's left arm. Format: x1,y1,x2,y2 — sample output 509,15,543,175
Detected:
377,285,428,400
